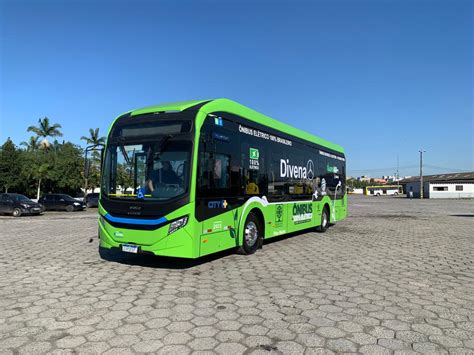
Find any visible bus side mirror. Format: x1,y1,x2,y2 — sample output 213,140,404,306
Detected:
100,148,104,169
84,159,91,178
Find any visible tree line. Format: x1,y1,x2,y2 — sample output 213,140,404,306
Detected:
0,117,105,199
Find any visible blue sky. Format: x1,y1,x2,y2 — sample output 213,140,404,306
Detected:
1,0,472,177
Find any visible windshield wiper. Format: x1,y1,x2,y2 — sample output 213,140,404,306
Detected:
158,134,173,154
118,136,133,167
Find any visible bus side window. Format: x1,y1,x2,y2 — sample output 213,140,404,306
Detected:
199,152,230,190
269,152,285,197
244,170,260,195
241,143,266,196
212,154,230,189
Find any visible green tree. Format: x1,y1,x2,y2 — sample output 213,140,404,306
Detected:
80,128,105,146
86,165,101,191
20,142,84,198
0,138,21,192
27,117,63,149
19,148,50,199
48,142,84,195
116,164,133,194
81,128,105,193
25,117,63,197
20,136,40,151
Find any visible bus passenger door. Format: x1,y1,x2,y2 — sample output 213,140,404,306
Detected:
197,122,240,256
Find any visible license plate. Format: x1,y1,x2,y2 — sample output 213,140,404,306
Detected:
122,244,138,253
32,208,40,211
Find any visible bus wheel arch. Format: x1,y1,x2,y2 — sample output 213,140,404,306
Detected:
237,208,264,255
249,208,265,239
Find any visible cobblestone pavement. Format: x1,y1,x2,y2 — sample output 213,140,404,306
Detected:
0,196,473,354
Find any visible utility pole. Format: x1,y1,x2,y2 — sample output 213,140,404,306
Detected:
395,154,400,185
419,149,425,199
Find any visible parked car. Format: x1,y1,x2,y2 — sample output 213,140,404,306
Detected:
84,193,99,208
0,193,44,217
39,194,86,212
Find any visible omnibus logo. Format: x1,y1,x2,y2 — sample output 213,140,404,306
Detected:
208,200,228,209
292,203,313,224
280,159,314,180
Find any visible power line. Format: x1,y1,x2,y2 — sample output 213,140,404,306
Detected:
349,165,419,173
349,164,468,174
423,164,468,172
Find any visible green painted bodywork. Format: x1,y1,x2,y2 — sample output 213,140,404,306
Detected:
99,99,347,258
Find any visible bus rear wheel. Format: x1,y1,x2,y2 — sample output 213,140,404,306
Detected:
237,213,262,255
316,207,329,233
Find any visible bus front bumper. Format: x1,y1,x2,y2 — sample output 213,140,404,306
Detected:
98,218,198,259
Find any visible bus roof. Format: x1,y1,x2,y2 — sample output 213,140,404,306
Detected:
130,100,210,115
126,98,345,154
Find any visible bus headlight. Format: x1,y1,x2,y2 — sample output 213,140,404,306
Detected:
168,216,188,235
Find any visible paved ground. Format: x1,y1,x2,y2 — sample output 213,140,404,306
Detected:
0,196,473,354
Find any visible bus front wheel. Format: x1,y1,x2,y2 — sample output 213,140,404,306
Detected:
237,213,262,255
316,207,329,233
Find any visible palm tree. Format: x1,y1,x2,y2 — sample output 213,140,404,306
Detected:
81,128,106,194
20,136,40,151
26,117,62,198
27,117,63,149
81,128,105,146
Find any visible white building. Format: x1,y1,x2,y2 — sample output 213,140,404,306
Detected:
402,172,474,199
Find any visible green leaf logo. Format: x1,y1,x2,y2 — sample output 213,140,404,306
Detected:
250,148,259,160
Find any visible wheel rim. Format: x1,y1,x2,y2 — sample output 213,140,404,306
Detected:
13,209,20,217
322,211,328,227
245,221,258,247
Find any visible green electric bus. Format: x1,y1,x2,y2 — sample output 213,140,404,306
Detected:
99,99,347,258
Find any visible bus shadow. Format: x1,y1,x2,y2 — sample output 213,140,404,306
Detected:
262,227,319,246
99,227,320,269
450,214,474,218
99,247,235,269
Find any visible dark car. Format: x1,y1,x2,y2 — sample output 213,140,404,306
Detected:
0,193,44,217
83,193,99,208
39,194,86,212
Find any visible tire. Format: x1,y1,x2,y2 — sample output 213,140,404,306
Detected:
316,206,329,233
394,192,399,196
376,193,381,197
12,208,22,217
237,212,262,255
66,205,74,212
99,246,110,260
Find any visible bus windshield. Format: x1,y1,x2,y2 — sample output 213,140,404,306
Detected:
101,139,192,201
